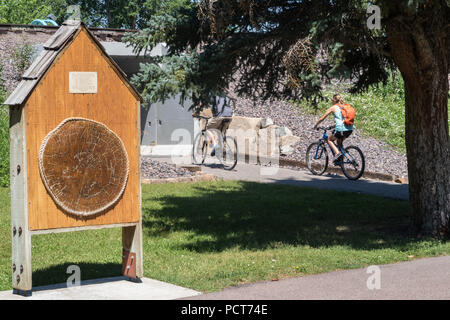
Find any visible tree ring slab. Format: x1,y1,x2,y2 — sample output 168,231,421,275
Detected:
38,118,129,217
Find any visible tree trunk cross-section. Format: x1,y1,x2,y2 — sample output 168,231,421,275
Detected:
38,118,129,217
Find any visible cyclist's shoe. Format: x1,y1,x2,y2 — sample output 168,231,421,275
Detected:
210,144,218,156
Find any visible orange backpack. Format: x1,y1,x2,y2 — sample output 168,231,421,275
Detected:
339,104,356,126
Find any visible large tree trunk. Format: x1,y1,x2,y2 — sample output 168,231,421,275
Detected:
386,4,450,237
403,68,450,237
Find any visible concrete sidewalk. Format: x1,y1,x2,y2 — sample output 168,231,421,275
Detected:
183,256,450,300
0,277,201,300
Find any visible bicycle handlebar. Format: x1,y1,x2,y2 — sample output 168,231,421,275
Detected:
316,125,335,131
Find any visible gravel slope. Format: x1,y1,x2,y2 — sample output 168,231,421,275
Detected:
231,95,408,178
141,157,195,180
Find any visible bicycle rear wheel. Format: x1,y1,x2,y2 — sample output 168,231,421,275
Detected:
192,132,207,165
341,146,365,180
306,142,328,175
220,136,238,170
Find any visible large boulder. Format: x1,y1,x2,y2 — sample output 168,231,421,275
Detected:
260,117,274,128
227,116,262,164
228,130,258,164
276,126,293,137
258,126,279,158
279,135,300,156
224,116,299,162
280,145,295,156
279,135,300,148
227,116,262,131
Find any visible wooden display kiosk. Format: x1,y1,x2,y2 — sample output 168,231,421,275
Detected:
5,20,144,296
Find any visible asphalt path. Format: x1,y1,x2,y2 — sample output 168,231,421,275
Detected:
161,156,409,201
182,256,450,300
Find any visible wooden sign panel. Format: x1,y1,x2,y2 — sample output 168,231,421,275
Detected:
69,72,98,94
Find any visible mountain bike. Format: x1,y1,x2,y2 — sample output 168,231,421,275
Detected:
192,116,238,170
306,126,365,180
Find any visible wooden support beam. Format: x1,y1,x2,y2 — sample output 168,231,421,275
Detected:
10,106,32,296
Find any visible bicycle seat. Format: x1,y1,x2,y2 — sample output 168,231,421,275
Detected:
196,115,212,120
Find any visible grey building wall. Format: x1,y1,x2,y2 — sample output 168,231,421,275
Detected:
140,96,194,147
104,42,195,153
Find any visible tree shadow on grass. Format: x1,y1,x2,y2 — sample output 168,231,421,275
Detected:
142,180,421,253
32,262,122,288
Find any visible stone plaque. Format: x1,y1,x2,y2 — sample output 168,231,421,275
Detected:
69,72,98,93
39,118,129,216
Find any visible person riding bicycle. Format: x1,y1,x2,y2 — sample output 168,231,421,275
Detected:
192,96,234,156
313,94,353,163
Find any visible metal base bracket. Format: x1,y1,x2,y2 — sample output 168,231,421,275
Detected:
122,249,137,279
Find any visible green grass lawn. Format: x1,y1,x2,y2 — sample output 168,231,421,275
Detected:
0,181,449,292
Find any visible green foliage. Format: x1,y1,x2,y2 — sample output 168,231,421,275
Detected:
0,65,6,104
67,0,151,29
62,0,183,29
11,43,36,76
130,52,199,106
125,1,398,108
124,0,219,108
0,0,160,28
0,0,68,24
0,106,9,188
0,66,8,188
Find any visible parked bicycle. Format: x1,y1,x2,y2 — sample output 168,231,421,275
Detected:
192,116,238,170
306,126,365,180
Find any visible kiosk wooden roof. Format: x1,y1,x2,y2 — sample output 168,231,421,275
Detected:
4,20,143,106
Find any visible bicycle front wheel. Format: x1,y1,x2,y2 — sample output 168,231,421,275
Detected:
220,136,238,170
306,142,328,175
341,146,365,180
193,132,207,165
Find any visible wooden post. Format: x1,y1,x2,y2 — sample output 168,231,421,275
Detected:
122,100,143,281
10,106,32,296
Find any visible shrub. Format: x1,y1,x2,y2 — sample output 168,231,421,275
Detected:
12,43,36,78
0,106,9,187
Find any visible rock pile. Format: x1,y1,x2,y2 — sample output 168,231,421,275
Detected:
226,115,301,163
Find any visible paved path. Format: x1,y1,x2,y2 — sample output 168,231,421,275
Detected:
203,162,409,200
183,256,450,300
159,157,409,200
